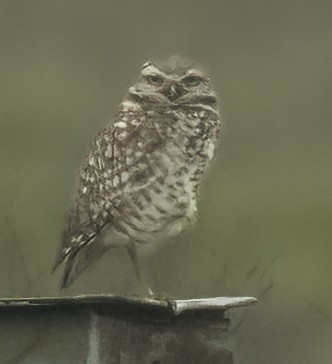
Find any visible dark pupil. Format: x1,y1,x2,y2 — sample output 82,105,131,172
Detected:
184,75,201,86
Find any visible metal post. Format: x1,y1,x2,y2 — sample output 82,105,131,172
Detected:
0,295,256,363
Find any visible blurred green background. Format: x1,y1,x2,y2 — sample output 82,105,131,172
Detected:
0,0,331,363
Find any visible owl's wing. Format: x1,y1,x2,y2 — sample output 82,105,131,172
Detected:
53,113,164,288
52,125,118,282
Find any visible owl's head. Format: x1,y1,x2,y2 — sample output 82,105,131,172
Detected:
125,56,218,112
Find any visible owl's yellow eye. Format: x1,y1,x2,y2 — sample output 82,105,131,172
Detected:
145,75,164,85
183,75,202,87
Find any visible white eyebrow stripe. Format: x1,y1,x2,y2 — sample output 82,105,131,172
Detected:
141,65,207,81
183,69,205,77
141,65,168,77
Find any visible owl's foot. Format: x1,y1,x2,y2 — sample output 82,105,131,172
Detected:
147,291,172,303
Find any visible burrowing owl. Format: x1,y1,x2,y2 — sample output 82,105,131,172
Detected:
53,56,221,289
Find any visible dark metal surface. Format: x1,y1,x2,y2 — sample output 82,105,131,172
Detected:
0,295,256,363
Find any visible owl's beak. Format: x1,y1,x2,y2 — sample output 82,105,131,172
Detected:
163,83,183,102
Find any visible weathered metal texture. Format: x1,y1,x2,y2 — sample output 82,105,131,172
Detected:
0,295,256,364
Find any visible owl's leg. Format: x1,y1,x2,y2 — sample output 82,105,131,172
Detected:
125,241,153,296
125,241,142,283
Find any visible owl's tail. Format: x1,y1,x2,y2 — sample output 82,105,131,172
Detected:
60,242,111,289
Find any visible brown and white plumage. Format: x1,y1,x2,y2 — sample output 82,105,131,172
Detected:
53,56,221,289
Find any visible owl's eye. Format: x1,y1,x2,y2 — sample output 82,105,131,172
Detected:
183,75,203,87
145,75,164,85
